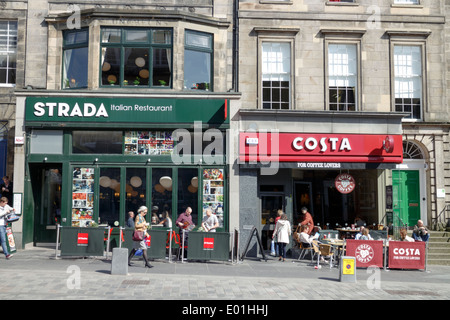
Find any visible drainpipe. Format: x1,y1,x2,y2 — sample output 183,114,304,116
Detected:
232,0,239,92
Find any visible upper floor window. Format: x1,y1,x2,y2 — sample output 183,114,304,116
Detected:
0,21,17,86
328,0,355,2
394,0,419,4
261,42,291,110
101,28,172,88
393,45,422,120
328,43,358,111
63,29,88,89
184,30,213,91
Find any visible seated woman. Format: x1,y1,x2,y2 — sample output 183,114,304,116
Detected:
400,228,415,242
299,225,318,247
359,228,373,240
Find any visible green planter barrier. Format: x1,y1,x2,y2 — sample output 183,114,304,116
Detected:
60,227,107,257
187,232,230,262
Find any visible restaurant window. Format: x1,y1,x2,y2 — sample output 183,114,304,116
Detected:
261,42,291,110
126,168,147,216
100,28,172,88
393,45,423,120
72,131,123,154
327,43,358,111
0,21,17,86
30,130,63,154
394,0,419,4
184,30,213,91
63,28,88,89
98,168,120,226
124,131,174,155
178,168,199,226
152,168,173,225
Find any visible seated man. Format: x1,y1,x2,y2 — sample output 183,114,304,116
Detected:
412,220,430,242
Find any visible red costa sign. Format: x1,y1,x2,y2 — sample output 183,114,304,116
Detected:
239,133,403,163
335,173,355,194
346,240,384,268
388,241,426,270
203,238,215,250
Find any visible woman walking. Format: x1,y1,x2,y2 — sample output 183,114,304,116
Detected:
272,213,291,262
128,206,153,268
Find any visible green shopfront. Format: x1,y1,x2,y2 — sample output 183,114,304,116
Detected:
19,94,230,246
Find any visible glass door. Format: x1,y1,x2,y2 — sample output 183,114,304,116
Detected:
31,165,62,244
260,194,284,250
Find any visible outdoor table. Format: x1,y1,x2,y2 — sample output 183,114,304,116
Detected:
336,228,360,239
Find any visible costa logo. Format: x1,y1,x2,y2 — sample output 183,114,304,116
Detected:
355,244,374,264
393,248,421,257
335,173,355,194
292,137,352,152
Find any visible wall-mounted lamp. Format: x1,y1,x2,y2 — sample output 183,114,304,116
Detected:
94,158,99,164
44,157,48,162
146,159,151,164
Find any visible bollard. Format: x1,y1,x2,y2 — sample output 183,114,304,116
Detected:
339,256,356,283
111,247,129,275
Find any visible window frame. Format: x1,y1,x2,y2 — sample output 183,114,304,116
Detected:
183,29,214,91
324,39,362,112
390,40,427,121
257,34,295,110
0,20,18,87
62,28,89,90
99,27,173,89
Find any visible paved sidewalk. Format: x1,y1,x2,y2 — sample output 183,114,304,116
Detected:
1,247,450,301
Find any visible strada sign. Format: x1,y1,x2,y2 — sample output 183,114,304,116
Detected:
25,97,229,125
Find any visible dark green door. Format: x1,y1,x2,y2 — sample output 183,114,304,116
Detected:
31,165,62,244
392,170,421,227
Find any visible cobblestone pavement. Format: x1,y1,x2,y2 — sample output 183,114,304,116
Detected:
0,247,449,303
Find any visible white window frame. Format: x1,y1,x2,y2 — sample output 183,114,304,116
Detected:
0,21,17,87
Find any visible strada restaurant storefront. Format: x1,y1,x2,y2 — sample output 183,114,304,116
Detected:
237,110,405,253
20,95,229,245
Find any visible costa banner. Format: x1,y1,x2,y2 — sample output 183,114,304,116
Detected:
388,241,426,270
346,240,384,268
239,133,403,163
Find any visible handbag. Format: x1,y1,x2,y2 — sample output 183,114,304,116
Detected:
132,230,144,241
6,213,20,223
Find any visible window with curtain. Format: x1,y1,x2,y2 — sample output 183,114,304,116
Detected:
184,30,213,91
394,45,422,120
101,28,172,88
328,43,358,111
0,21,17,86
261,42,291,110
63,28,89,89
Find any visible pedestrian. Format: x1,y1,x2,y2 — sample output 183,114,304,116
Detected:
201,208,219,232
0,176,13,205
158,211,172,228
128,206,153,268
126,211,135,228
176,207,194,260
272,213,291,262
0,197,14,259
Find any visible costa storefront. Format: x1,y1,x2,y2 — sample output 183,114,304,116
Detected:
15,92,231,247
236,109,405,254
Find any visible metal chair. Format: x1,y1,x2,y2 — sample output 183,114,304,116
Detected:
318,243,334,268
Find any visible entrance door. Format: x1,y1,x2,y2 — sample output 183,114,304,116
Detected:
260,194,284,250
31,165,62,244
392,170,421,227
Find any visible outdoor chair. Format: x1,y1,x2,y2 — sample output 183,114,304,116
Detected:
296,241,316,263
318,243,334,269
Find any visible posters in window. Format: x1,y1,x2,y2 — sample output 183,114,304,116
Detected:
202,169,224,228
72,167,94,227
125,131,174,155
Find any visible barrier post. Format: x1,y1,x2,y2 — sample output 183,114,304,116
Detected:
119,227,123,249
168,228,173,263
181,229,186,264
55,224,61,259
105,226,111,260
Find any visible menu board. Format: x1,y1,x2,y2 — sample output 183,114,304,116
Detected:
202,169,224,228
72,167,94,227
125,131,174,155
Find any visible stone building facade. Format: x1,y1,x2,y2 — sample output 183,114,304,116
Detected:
231,0,450,254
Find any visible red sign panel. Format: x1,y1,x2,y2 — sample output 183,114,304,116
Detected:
77,233,89,246
388,241,426,270
239,133,403,163
335,173,355,194
203,238,215,250
346,240,384,268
